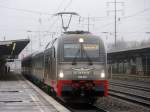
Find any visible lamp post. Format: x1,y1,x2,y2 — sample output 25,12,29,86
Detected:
27,30,42,49
101,32,111,48
146,32,150,39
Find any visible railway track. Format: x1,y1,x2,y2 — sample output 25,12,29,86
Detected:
53,96,109,112
53,97,109,112
109,82,150,92
68,104,109,112
109,81,150,108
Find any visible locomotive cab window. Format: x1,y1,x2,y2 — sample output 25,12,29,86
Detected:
63,43,100,59
64,44,80,58
83,44,99,58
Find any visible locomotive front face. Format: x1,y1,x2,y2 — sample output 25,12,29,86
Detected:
58,34,107,80
56,33,108,99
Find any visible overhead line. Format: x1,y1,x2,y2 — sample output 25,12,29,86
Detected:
121,7,150,19
55,0,65,13
0,5,53,15
47,0,73,33
80,7,150,22
47,0,67,31
63,0,73,11
97,7,150,29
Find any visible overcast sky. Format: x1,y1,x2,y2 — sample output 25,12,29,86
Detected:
0,0,150,55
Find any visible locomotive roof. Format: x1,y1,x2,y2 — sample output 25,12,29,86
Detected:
64,31,90,34
22,51,44,60
32,51,43,57
22,31,103,61
61,31,102,42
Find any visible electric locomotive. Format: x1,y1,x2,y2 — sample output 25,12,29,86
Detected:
22,31,108,104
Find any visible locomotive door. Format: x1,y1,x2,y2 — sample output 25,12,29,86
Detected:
44,47,56,80
47,54,52,78
51,47,56,79
44,51,52,80
44,54,49,79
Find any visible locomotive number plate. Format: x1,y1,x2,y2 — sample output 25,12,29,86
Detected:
78,75,87,79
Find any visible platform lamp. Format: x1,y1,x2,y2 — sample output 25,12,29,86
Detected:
146,32,150,42
101,32,111,48
146,32,150,34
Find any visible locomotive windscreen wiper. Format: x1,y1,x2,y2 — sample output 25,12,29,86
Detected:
72,45,93,65
72,48,80,65
82,47,93,65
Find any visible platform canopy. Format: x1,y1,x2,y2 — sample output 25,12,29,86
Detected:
107,45,150,62
0,39,30,60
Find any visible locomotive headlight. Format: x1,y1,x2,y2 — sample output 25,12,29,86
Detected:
100,72,105,78
59,71,64,78
79,38,84,43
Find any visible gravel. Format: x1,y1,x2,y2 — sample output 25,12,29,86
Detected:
95,96,150,112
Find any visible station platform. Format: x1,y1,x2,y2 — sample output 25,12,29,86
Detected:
0,72,70,112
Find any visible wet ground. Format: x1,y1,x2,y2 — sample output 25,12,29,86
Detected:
0,72,64,112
